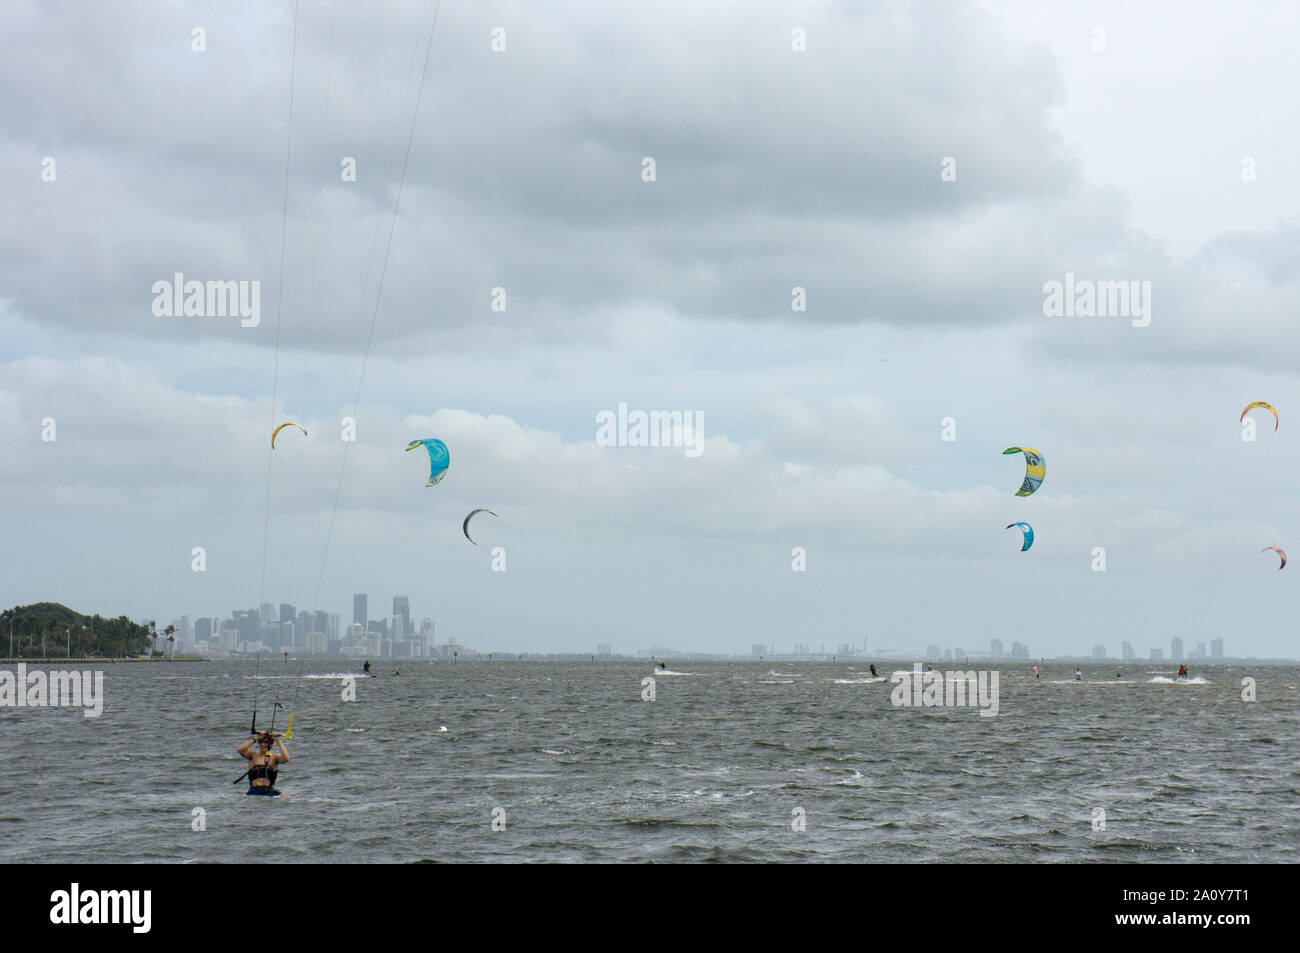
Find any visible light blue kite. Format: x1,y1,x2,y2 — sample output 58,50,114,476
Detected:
406,438,449,487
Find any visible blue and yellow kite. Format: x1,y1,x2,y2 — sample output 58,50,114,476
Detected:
406,438,449,487
1003,447,1045,497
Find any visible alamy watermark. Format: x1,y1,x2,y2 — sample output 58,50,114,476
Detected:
0,664,104,717
596,403,703,457
152,273,261,327
49,884,150,933
890,664,1000,717
1042,272,1151,327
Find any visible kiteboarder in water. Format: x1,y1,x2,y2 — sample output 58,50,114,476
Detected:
363,660,371,675
238,731,289,796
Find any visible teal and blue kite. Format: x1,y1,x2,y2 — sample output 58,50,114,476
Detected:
1006,522,1034,552
406,438,449,487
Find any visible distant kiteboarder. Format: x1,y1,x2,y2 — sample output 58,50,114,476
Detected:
1074,668,1082,682
363,660,371,676
1031,665,1039,679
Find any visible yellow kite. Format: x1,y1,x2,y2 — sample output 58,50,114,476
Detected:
1240,401,1278,431
272,422,307,448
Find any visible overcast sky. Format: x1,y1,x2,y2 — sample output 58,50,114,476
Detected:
4,0,1300,658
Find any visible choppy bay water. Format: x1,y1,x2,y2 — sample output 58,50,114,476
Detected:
1,660,1296,863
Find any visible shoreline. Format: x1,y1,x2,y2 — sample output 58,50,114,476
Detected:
0,657,208,664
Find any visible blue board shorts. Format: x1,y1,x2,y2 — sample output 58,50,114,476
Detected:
246,787,281,797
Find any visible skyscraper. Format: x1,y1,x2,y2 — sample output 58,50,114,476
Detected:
353,594,367,627
235,609,258,646
1170,637,1184,661
277,605,296,650
393,596,410,635
1211,638,1224,660
1122,641,1135,660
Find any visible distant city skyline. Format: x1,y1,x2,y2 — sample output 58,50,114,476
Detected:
139,603,1267,662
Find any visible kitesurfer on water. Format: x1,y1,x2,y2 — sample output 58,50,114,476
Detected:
1031,665,1038,679
238,731,289,796
869,664,879,677
1177,664,1188,679
1074,668,1082,681
363,660,371,675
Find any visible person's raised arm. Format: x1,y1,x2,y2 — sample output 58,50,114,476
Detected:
237,738,256,758
274,736,289,764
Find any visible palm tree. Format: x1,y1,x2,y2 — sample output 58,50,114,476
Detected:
164,624,176,659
